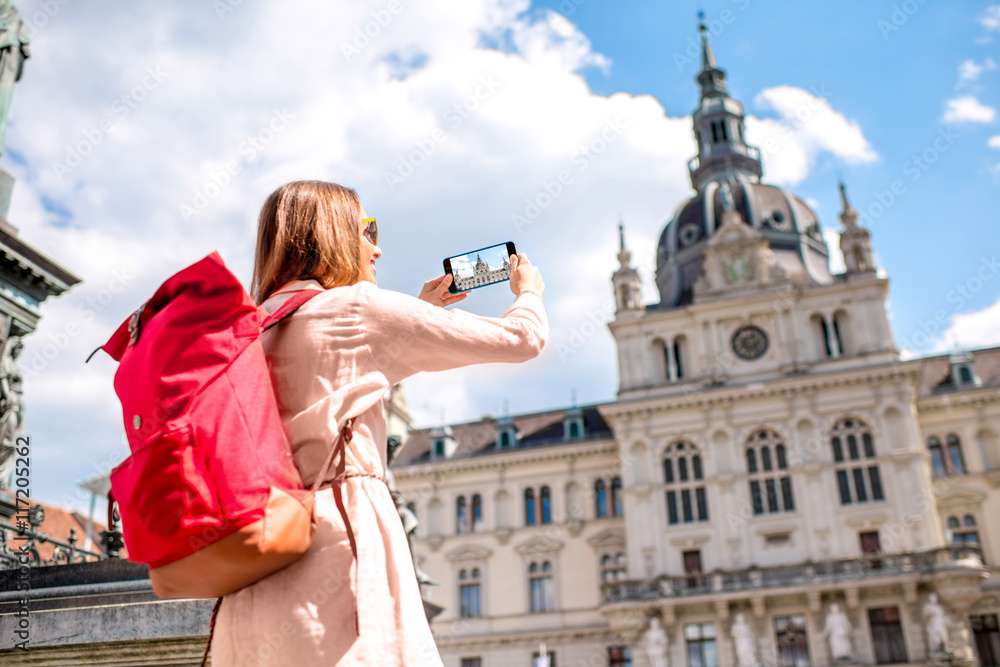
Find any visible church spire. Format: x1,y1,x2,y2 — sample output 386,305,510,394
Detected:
689,15,762,192
837,181,875,275
612,219,643,316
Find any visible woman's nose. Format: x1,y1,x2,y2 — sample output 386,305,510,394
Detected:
373,245,382,259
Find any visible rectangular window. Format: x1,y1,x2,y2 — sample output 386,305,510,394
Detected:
665,459,674,483
837,470,852,504
972,614,1000,667
682,489,693,522
847,435,859,460
460,659,482,667
667,491,679,525
530,576,553,613
460,583,480,617
685,622,718,667
750,481,764,515
868,607,907,664
696,487,708,521
766,479,779,512
832,437,844,462
868,466,884,500
683,550,702,589
860,531,882,569
774,614,811,667
853,468,868,502
608,646,632,666
679,457,689,481
780,476,795,511
433,439,444,457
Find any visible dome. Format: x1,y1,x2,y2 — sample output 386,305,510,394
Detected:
655,178,833,307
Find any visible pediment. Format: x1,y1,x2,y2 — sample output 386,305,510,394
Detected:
935,484,988,507
586,526,625,548
515,534,563,555
707,211,763,246
445,543,493,562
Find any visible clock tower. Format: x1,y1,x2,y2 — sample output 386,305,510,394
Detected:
608,19,897,398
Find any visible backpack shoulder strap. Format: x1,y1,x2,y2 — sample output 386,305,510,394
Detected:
261,289,323,331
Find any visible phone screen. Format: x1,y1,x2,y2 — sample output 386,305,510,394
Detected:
444,241,516,293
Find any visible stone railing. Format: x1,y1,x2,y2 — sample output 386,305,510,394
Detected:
687,144,762,173
602,545,984,604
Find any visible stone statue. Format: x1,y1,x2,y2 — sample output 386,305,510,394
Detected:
718,180,736,212
642,616,669,667
0,1,28,158
923,593,950,654
0,334,24,487
385,436,438,586
822,603,854,661
731,612,758,667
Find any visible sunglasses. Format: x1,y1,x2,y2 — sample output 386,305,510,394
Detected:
362,217,378,246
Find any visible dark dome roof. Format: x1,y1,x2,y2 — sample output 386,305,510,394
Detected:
656,178,834,307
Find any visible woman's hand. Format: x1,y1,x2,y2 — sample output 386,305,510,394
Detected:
418,273,469,308
509,253,544,298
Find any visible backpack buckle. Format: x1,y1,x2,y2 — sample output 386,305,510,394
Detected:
127,304,145,346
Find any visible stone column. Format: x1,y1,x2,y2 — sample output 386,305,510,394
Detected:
715,600,734,667
900,583,926,663
804,592,826,667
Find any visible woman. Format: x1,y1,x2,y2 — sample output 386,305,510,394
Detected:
209,180,548,666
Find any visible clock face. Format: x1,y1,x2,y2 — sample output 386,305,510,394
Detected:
732,325,768,360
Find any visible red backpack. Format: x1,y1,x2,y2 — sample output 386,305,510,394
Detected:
97,251,353,602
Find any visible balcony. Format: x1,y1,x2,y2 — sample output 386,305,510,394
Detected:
687,144,761,174
601,545,985,604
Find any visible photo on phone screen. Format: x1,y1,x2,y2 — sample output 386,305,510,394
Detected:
443,241,516,294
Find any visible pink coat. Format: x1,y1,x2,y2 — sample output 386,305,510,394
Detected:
209,279,548,666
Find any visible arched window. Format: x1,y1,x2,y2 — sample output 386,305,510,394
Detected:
928,434,966,476
819,316,833,358
540,486,552,524
959,365,975,384
601,552,627,583
529,560,554,613
832,419,883,505
524,488,536,526
595,480,608,518
471,494,482,531
673,338,685,380
498,430,511,449
832,316,845,356
611,477,622,517
950,515,980,545
928,437,946,477
947,434,966,475
459,567,481,618
746,430,794,515
664,442,708,525
456,496,468,534
569,420,581,439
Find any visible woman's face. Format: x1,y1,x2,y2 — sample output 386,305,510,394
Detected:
357,204,381,284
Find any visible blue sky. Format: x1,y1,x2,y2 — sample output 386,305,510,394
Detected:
4,0,1000,514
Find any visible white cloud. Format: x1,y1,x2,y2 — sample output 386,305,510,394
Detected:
958,57,998,83
988,135,1000,149
7,0,869,509
942,96,997,123
750,86,877,185
932,295,1000,352
981,4,1000,31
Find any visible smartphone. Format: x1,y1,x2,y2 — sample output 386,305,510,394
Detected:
443,242,516,294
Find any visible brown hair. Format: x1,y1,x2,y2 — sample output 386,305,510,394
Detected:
251,180,363,304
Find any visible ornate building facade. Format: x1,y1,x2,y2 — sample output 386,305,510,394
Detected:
454,253,512,292
390,24,1000,667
